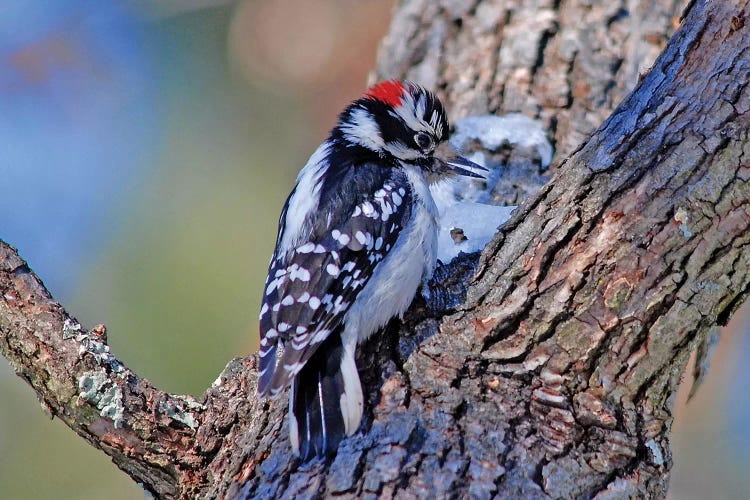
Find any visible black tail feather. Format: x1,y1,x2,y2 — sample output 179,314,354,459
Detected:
291,330,347,460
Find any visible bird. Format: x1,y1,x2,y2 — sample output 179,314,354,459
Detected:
257,80,485,460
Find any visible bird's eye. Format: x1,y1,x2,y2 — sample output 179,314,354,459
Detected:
414,132,433,151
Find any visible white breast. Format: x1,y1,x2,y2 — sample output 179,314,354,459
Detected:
342,165,438,347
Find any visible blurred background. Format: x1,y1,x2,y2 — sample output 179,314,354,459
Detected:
0,1,746,498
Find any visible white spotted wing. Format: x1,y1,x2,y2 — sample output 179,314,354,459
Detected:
258,164,412,396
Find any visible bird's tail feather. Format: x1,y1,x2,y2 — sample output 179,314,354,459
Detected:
289,331,363,460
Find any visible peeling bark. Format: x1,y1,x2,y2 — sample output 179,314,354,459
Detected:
1,0,749,499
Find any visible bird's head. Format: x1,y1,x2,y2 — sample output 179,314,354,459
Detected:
336,80,486,181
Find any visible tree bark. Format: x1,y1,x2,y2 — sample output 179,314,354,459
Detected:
374,0,686,161
1,0,748,498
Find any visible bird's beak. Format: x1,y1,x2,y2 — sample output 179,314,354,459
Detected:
444,155,489,179
426,143,489,183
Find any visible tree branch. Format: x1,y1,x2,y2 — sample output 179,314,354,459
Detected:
0,245,207,497
1,0,748,498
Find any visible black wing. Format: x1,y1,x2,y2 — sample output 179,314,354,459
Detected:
258,163,412,396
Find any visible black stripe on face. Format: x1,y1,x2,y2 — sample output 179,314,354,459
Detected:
362,90,449,154
365,99,414,148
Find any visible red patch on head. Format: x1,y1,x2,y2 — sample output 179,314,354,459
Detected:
364,80,406,107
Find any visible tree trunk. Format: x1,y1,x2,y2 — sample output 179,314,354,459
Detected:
374,0,686,161
1,0,748,498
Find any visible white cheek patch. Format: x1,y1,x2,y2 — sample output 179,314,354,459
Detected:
340,107,385,151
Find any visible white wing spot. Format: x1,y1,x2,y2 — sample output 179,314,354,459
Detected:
336,232,350,245
289,265,311,282
375,237,383,250
297,242,315,254
326,263,340,276
291,337,308,350
309,296,321,310
265,328,278,339
281,295,295,306
278,322,291,332
361,201,377,218
355,231,367,245
381,203,392,221
392,192,402,206
265,277,280,296
298,291,310,303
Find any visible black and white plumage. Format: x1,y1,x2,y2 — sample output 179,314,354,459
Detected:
257,81,485,460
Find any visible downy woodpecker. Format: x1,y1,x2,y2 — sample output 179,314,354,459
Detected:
258,81,485,460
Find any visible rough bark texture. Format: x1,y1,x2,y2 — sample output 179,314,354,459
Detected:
375,0,685,163
1,0,749,499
